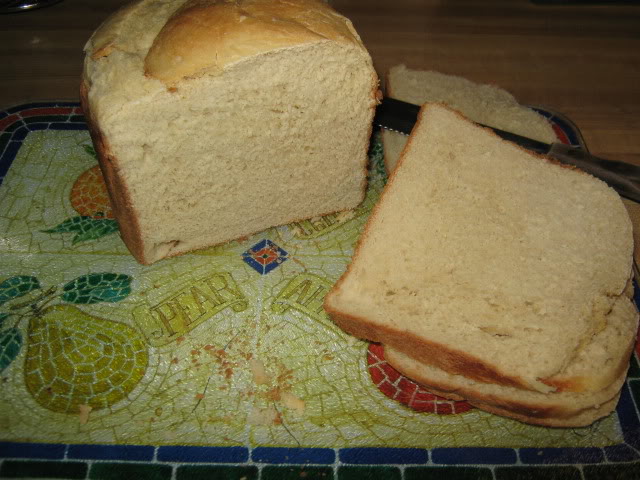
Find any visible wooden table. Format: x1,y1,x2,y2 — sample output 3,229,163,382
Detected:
1,0,638,161
1,0,638,159
2,0,639,224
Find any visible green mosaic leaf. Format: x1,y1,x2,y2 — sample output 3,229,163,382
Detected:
71,218,119,244
0,312,9,329
0,276,40,307
0,327,22,372
61,273,132,304
42,216,92,233
82,144,98,159
42,216,119,244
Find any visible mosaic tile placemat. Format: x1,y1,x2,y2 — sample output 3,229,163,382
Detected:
0,103,639,479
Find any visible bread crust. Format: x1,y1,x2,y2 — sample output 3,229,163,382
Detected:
421,379,621,428
144,0,367,85
80,78,148,263
384,346,626,427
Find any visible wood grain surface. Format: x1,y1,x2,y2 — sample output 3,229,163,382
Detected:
1,0,639,245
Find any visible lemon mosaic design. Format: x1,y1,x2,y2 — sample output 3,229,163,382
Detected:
0,129,624,448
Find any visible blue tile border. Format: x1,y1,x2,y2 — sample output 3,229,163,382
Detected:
67,444,155,461
156,445,248,463
0,441,66,460
432,447,517,465
617,383,640,450
5,102,79,114
519,447,604,465
339,447,428,465
604,444,640,462
251,447,335,464
0,102,87,186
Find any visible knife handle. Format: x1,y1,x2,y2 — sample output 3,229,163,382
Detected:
548,143,640,203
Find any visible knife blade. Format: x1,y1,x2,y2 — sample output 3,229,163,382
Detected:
374,97,640,203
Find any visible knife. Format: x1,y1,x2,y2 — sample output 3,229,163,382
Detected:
374,97,640,203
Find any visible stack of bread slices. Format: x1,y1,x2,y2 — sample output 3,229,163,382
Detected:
324,67,638,427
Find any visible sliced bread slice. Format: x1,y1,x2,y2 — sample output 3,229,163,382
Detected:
324,103,634,393
382,65,557,173
384,347,624,427
383,285,638,426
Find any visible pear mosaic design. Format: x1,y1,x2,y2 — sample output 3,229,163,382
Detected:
0,273,148,414
25,304,148,413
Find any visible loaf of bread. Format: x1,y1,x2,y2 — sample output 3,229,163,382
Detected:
382,65,557,173
324,103,637,425
81,0,379,264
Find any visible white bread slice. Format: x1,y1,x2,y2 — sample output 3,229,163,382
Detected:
383,285,638,427
324,103,635,394
382,65,557,173
81,0,378,264
384,348,624,428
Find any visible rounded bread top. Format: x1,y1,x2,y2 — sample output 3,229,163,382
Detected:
86,0,367,86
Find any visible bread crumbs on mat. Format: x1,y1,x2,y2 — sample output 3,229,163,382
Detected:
78,404,92,425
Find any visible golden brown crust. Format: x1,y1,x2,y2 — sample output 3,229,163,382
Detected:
327,307,533,390
84,0,146,58
80,78,148,264
144,0,366,85
425,379,621,428
542,330,635,393
385,347,626,426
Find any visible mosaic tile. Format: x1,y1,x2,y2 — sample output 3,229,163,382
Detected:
582,463,640,480
495,465,581,480
0,441,65,459
0,460,87,479
404,466,493,480
337,465,401,480
339,447,428,464
88,462,172,480
604,444,640,462
67,443,154,461
261,465,334,480
242,239,289,275
617,383,640,450
251,446,335,464
627,354,640,378
519,447,604,464
175,465,258,480
23,115,69,124
157,445,248,463
431,447,517,465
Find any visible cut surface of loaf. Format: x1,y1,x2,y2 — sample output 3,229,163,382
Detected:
82,0,378,264
382,65,557,172
324,103,634,394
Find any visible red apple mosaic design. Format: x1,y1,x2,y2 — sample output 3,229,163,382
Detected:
367,343,473,415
